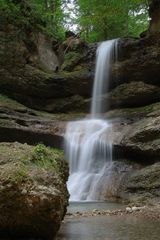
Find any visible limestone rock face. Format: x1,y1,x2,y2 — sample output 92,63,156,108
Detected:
120,163,160,205
120,116,160,159
0,142,69,240
1,5,160,114
112,35,160,89
0,23,93,112
102,102,160,204
107,81,160,109
2,20,160,113
108,103,160,161
37,33,59,72
0,93,88,148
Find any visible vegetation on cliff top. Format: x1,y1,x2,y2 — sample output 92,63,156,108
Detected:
74,0,149,41
0,0,65,39
0,0,150,42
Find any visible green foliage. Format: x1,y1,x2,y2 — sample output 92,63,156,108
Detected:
0,0,151,42
73,0,150,42
31,144,63,171
0,143,66,185
0,0,66,40
10,167,28,183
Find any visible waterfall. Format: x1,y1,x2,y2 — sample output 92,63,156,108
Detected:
91,40,117,117
65,40,118,201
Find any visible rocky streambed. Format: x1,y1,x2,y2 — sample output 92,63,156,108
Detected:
57,202,160,240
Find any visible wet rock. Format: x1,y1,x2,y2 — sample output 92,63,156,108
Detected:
126,207,132,213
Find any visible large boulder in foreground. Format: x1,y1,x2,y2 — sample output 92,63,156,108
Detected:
0,142,69,239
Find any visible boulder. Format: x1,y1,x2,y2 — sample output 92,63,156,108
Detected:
0,142,69,239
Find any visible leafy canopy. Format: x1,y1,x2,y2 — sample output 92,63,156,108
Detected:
73,0,150,42
0,0,151,42
0,0,67,40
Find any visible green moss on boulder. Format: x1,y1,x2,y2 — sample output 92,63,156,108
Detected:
0,142,69,239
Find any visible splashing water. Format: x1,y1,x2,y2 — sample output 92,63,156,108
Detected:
65,40,118,201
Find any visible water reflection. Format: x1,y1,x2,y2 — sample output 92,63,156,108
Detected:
67,201,125,213
57,215,160,240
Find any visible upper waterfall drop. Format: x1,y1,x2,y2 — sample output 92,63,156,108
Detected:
65,39,118,201
91,40,117,117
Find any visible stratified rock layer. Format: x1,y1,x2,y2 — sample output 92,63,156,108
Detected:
121,163,160,205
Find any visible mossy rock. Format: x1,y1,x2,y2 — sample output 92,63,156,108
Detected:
61,51,82,71
0,142,69,239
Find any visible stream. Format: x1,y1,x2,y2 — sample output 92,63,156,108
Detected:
57,202,160,240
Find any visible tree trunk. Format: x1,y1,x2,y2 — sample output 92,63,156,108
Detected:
149,0,160,33
44,0,48,10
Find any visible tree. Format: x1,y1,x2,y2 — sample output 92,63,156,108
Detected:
149,0,160,33
72,0,149,42
0,0,66,40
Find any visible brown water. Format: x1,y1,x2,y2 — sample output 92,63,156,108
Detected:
57,202,160,240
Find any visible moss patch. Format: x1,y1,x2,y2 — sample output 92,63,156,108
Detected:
61,51,81,71
0,142,67,184
0,94,27,111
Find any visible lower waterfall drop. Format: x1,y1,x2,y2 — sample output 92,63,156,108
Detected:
65,40,118,201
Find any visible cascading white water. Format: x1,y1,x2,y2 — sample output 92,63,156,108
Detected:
91,40,117,117
65,40,117,201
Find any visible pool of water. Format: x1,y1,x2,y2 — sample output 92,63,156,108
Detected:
57,202,160,240
67,201,125,213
